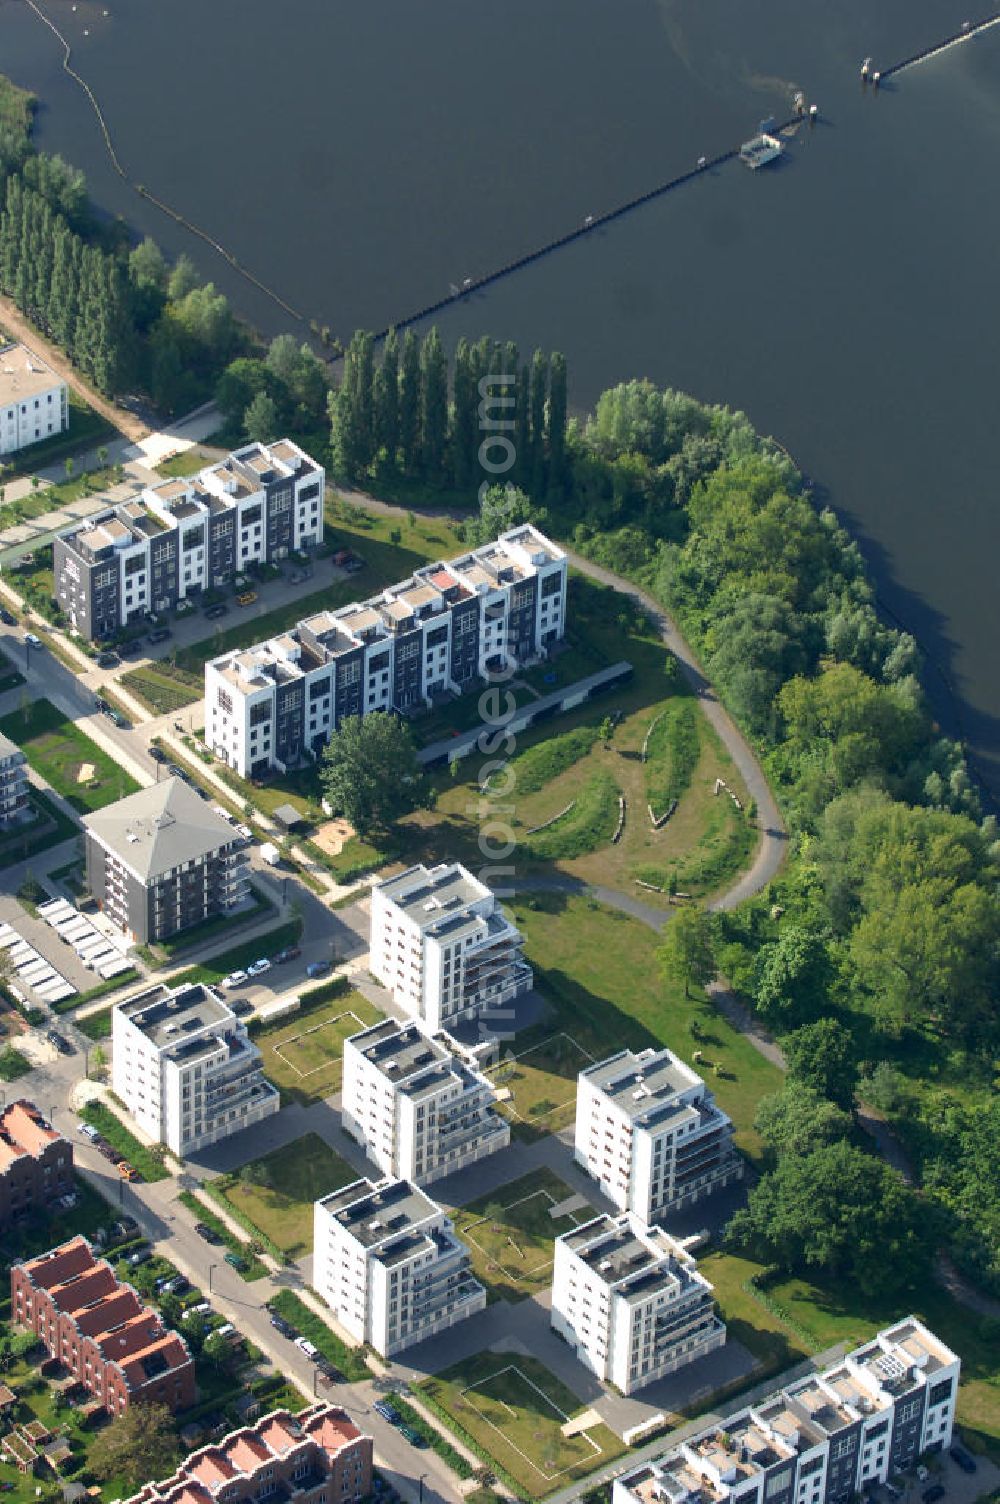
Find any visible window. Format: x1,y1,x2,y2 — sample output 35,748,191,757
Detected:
250,701,272,727
125,555,146,576
426,624,448,648
242,505,262,527
217,687,233,715
299,481,320,502
928,1379,953,1408
270,486,292,513
183,525,205,549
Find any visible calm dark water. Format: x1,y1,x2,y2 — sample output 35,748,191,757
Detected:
2,0,999,790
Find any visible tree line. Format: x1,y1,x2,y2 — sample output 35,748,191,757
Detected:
329,327,569,498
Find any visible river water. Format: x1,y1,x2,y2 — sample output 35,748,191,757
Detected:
1,0,998,791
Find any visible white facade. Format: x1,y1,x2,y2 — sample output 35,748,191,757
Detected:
204,525,567,779
0,343,68,456
111,981,279,1156
575,1048,742,1223
0,730,30,826
342,1020,509,1185
614,1319,960,1504
370,862,532,1034
551,1213,725,1395
313,1177,486,1357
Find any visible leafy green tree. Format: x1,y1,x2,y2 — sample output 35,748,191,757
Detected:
726,1141,930,1298
330,329,375,476
320,713,423,836
451,335,479,491
372,327,400,467
420,326,448,480
547,350,568,494
129,236,167,293
166,253,199,302
464,483,535,547
754,1080,852,1161
751,924,832,1026
784,1018,857,1111
529,348,548,498
659,906,715,998
89,1403,180,1490
243,390,278,444
398,329,421,473
216,357,272,430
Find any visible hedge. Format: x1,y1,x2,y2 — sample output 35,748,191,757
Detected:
267,1290,368,1383
388,1395,473,1481
416,1383,521,1497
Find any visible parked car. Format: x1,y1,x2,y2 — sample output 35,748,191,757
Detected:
230,999,254,1017
79,1123,100,1141
204,603,228,620
194,1221,223,1244
399,1427,427,1449
315,1358,341,1382
150,745,167,763
166,763,185,779
247,958,271,978
373,1401,402,1424
215,1323,238,1340
883,1487,902,1502
24,631,43,648
922,1487,945,1504
224,1251,248,1271
345,555,365,574
950,1447,977,1474
236,591,258,607
148,627,172,644
294,1337,319,1360
221,970,249,989
272,947,301,965
119,639,142,658
0,607,17,626
269,1312,294,1337
162,1275,189,1296
118,1161,141,1181
46,1029,74,1055
112,1216,139,1237
305,960,330,979
108,709,130,729
127,1248,152,1267
183,1301,212,1319
97,651,120,668
916,1468,930,1484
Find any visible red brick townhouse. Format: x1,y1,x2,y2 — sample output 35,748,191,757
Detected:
0,1100,74,1229
10,1236,195,1415
122,1404,373,1504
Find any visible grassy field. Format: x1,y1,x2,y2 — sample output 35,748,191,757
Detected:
504,894,782,1160
487,1031,597,1137
156,449,216,478
249,986,384,1104
211,1132,357,1257
0,699,139,813
452,1166,597,1303
121,661,203,714
421,1351,625,1497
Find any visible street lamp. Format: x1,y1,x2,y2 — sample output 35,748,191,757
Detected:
418,1473,427,1503
208,1263,218,1293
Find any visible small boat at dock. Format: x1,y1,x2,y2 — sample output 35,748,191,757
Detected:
739,132,785,169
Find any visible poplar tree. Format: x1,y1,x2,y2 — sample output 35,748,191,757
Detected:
420,326,448,480
451,336,478,492
373,326,400,468
547,350,569,495
399,329,421,473
529,348,548,499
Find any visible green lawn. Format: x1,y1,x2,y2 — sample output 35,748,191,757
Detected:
0,1171,118,1274
452,1167,597,1303
0,788,78,865
0,699,139,813
156,449,216,478
267,1289,369,1382
120,662,202,714
78,1100,169,1182
0,1044,32,1080
487,1031,596,1137
421,1351,625,1498
210,1132,357,1257
504,894,782,1161
249,985,383,1104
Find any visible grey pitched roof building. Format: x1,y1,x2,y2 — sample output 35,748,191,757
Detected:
82,778,250,943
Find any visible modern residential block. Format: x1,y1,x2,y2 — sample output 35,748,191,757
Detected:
313,1177,486,1357
10,1236,195,1415
0,730,30,826
370,862,532,1034
551,1212,725,1395
82,778,251,943
613,1318,960,1504
0,1101,73,1230
112,980,279,1156
204,524,567,777
575,1048,743,1222
120,1404,373,1504
0,342,68,455
53,439,324,640
342,1019,510,1185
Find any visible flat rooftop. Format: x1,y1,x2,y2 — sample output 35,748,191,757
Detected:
562,1214,698,1302
351,1020,487,1102
379,862,488,931
119,982,232,1050
582,1047,702,1122
318,1177,438,1249
0,342,62,404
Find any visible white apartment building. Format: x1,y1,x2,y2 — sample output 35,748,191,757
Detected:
0,342,68,455
551,1212,725,1395
112,980,280,1156
575,1048,743,1222
370,862,532,1034
204,525,567,778
313,1177,486,1357
341,1020,509,1185
614,1318,960,1504
0,730,30,827
54,439,323,641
